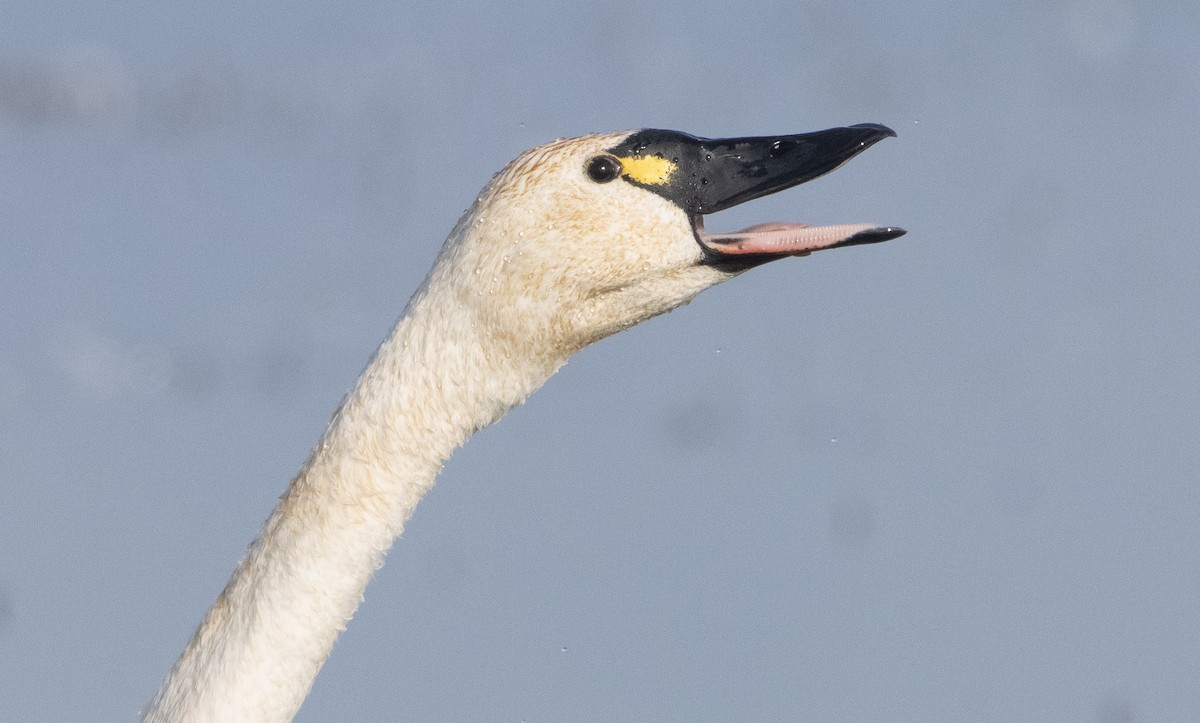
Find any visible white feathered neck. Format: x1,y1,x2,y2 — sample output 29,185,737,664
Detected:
144,132,726,722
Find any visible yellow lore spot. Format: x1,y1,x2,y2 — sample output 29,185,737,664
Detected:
618,154,676,186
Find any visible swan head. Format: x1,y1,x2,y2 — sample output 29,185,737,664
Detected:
430,125,903,356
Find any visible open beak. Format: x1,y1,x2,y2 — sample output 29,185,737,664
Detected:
607,124,904,268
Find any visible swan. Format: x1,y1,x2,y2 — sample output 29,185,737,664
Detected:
144,124,903,722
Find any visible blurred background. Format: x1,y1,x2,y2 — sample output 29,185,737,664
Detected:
2,1,1197,720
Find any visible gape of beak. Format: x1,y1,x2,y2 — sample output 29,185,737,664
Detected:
694,218,906,271
606,123,904,271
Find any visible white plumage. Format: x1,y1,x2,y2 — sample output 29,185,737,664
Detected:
144,126,899,722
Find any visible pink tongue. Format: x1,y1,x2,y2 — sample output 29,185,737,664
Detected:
698,221,877,256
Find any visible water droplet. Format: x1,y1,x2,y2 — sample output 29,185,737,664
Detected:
831,437,838,444
518,231,525,238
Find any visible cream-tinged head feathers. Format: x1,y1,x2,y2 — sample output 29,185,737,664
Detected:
423,133,723,359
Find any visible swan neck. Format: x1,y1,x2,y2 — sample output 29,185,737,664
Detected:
145,279,561,722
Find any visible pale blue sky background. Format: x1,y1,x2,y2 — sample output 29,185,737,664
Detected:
2,1,1198,721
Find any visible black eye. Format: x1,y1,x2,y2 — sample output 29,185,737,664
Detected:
586,155,622,183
